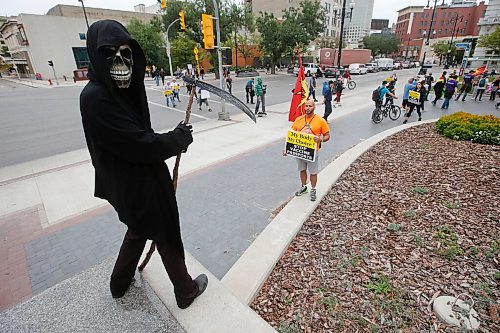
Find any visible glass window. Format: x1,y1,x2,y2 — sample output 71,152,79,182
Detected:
72,47,90,69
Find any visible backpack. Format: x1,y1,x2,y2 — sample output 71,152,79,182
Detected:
372,87,382,101
478,78,486,88
322,82,330,96
335,80,343,91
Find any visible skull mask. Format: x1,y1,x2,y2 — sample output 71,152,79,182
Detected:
104,45,133,88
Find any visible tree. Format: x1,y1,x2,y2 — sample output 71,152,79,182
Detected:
256,0,325,73
362,35,400,57
127,18,167,69
478,26,500,54
432,42,457,65
170,33,198,70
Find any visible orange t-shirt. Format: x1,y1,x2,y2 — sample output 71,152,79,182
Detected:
291,114,330,151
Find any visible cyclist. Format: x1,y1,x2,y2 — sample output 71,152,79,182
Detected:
373,80,397,111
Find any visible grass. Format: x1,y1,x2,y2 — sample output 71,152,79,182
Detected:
411,231,424,247
443,201,461,209
366,274,391,295
283,295,293,306
473,282,493,310
435,225,464,260
318,289,337,315
387,223,401,233
412,186,429,195
404,209,415,218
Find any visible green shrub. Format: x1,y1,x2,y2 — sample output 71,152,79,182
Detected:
435,112,500,145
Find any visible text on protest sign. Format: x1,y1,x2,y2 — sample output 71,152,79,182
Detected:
285,130,317,162
409,90,421,105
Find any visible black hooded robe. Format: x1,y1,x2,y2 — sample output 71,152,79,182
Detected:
79,20,191,256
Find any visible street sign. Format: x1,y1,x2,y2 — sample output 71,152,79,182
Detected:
193,47,198,55
455,42,470,50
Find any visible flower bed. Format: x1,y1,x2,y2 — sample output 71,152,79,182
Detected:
251,123,499,332
436,112,500,145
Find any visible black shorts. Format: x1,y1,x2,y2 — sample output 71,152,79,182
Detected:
402,99,409,108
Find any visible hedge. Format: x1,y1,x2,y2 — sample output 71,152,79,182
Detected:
435,112,500,145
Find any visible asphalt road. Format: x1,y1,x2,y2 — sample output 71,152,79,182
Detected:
0,67,494,167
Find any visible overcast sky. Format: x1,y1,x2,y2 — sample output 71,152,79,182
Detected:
1,0,487,24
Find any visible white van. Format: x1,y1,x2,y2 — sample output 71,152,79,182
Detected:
377,58,394,71
348,63,367,75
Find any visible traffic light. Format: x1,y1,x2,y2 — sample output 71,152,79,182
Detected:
179,11,186,31
201,14,214,50
161,0,166,10
48,60,54,67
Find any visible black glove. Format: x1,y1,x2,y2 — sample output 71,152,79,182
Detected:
175,121,193,153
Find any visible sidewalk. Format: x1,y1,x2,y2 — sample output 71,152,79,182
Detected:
0,76,89,88
1,76,498,331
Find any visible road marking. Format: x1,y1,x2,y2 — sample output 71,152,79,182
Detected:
147,101,210,120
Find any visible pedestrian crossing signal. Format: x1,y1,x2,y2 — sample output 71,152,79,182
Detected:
161,0,166,10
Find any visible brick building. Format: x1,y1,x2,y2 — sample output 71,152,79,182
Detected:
394,0,486,62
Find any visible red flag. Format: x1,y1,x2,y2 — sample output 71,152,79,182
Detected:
474,65,487,76
288,50,309,122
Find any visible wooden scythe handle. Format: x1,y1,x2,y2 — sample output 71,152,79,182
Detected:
138,85,196,271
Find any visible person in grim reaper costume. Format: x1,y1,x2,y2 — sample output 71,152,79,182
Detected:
79,20,207,309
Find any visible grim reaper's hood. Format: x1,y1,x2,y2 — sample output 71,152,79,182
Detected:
86,20,146,93
85,20,151,127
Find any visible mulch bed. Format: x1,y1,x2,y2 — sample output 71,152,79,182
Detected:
251,123,499,332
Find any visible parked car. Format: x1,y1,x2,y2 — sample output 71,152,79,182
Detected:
293,63,322,77
322,67,346,78
394,62,403,70
402,62,410,69
365,63,379,73
348,63,368,75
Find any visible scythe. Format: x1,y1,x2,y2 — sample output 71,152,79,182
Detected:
138,76,257,271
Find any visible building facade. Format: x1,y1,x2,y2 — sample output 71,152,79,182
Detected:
0,5,159,80
395,0,487,62
471,0,500,67
344,0,374,48
250,0,342,44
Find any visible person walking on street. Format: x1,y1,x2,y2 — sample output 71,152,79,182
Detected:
455,70,475,101
474,75,488,101
163,80,176,107
334,77,344,106
198,87,212,112
172,78,181,102
322,80,334,122
154,68,160,86
402,78,416,112
424,73,434,101
289,100,330,202
245,78,255,104
160,68,165,85
403,81,426,124
308,74,318,102
225,73,233,94
431,75,445,105
490,76,499,101
254,78,267,116
441,75,458,109
79,20,207,309
200,67,205,80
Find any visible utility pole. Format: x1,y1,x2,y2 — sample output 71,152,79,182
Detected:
211,0,229,121
419,0,438,75
335,0,355,71
165,19,179,78
78,0,90,30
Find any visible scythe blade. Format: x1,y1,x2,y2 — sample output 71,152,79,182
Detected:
183,76,257,123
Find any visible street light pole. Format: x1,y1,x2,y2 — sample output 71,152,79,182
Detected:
419,0,438,75
211,0,229,121
336,0,354,71
165,19,179,78
78,0,90,30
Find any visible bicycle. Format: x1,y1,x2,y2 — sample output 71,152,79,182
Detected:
371,98,401,124
347,79,356,90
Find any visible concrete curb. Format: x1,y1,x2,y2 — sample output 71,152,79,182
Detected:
141,247,276,333
221,119,439,305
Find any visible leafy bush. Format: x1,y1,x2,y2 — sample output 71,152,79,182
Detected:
435,112,500,145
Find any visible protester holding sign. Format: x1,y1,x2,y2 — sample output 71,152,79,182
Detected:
285,100,330,202
403,82,426,124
